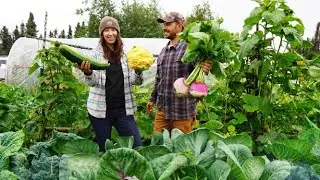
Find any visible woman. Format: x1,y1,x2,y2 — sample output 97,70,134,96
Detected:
78,16,142,152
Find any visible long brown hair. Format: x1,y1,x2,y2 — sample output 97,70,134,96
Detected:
100,33,123,64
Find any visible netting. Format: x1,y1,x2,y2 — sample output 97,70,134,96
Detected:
5,37,169,87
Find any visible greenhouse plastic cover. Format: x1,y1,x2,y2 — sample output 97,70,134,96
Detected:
5,37,170,87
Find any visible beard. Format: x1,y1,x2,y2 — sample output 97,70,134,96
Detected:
164,30,176,40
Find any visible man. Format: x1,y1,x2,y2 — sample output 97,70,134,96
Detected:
147,12,211,134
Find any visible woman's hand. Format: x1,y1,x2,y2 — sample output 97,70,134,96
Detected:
77,61,93,75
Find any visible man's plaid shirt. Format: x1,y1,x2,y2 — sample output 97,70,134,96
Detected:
150,41,196,120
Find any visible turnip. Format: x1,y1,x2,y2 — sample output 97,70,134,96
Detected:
189,65,209,98
189,82,208,98
174,63,209,98
173,77,189,97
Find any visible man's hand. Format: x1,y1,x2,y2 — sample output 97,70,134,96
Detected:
77,61,92,75
201,61,211,75
146,101,154,115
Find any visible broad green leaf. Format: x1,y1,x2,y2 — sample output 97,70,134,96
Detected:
150,153,188,180
54,139,99,155
278,52,301,68
177,165,208,180
249,7,263,17
242,94,262,112
105,139,115,151
182,51,198,63
286,165,320,180
223,44,236,59
257,131,287,144
196,140,216,169
311,164,320,175
244,16,261,26
241,25,253,38
113,136,134,149
0,130,24,170
217,141,250,180
97,148,155,180
189,32,210,44
227,144,253,165
163,129,174,151
201,120,224,130
308,66,320,78
150,131,164,146
260,160,291,180
28,62,40,75
189,23,201,33
282,27,298,35
0,130,24,154
223,133,253,151
230,113,248,125
262,10,285,25
174,128,210,157
207,160,231,180
258,60,272,80
0,170,18,180
171,128,184,140
210,61,226,79
59,154,100,180
137,145,171,161
242,157,265,180
238,35,260,59
266,140,313,162
298,128,320,144
310,142,320,163
295,24,305,35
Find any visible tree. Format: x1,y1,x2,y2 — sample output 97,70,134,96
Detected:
74,22,87,38
53,29,58,38
67,25,73,39
26,12,38,37
59,30,66,38
77,0,118,20
297,22,320,59
186,1,213,25
13,25,20,42
119,0,163,38
74,23,82,38
0,26,13,55
87,13,99,37
312,22,320,51
20,22,26,37
49,31,54,38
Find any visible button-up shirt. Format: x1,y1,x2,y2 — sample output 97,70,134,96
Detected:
150,41,196,120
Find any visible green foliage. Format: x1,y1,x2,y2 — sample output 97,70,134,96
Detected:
186,1,214,25
0,26,13,55
27,45,90,141
25,12,37,37
133,86,155,140
77,0,163,38
119,0,163,38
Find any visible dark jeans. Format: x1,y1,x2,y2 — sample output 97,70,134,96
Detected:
88,109,142,152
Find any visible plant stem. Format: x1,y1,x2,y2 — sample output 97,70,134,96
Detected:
270,36,283,99
185,63,201,86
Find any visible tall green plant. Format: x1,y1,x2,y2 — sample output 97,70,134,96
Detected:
28,45,89,140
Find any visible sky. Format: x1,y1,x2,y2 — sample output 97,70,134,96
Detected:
0,0,319,39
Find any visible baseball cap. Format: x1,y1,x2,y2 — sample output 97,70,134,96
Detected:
157,12,185,26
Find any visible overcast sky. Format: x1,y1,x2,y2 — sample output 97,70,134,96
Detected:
0,0,319,39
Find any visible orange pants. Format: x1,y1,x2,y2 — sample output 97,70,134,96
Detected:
154,110,195,133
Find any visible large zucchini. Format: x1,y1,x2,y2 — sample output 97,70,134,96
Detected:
55,42,109,70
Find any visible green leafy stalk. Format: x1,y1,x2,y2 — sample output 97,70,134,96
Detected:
195,67,206,83
185,63,201,86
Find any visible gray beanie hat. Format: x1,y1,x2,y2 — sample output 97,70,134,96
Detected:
99,16,120,36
